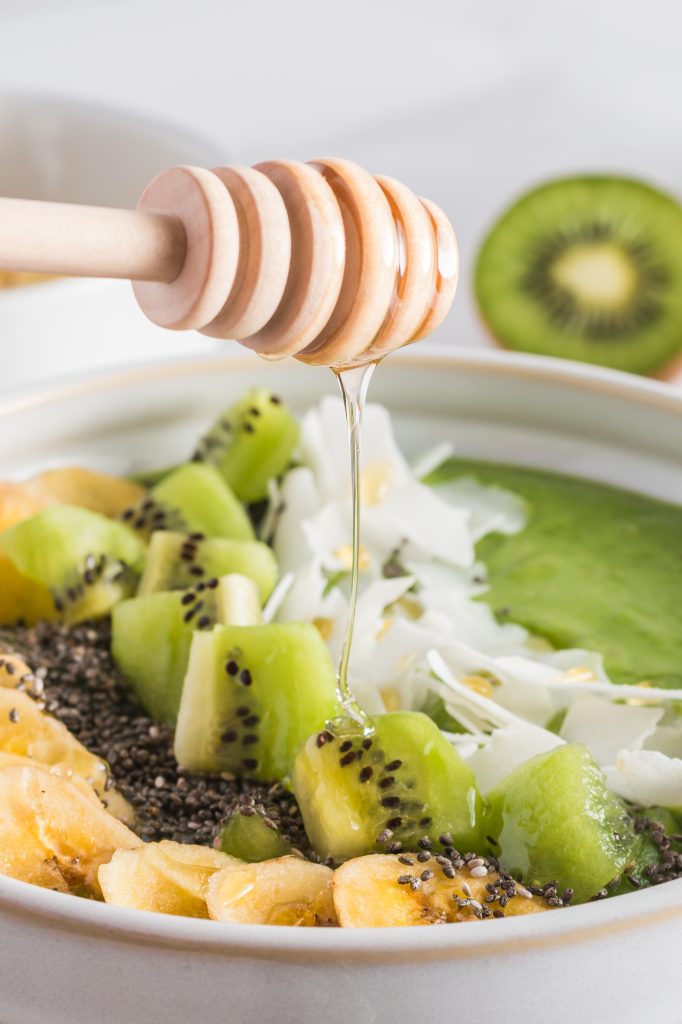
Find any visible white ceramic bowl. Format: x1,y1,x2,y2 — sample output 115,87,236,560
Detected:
1,348,681,1024
0,94,226,390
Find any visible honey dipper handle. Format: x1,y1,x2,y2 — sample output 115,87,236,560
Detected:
0,197,185,283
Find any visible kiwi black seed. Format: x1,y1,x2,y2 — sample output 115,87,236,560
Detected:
475,175,682,376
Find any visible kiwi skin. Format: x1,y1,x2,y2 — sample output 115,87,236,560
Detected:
475,175,682,377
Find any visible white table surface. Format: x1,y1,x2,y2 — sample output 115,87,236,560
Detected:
0,0,680,361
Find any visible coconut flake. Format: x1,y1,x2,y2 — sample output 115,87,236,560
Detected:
560,694,663,767
434,475,527,542
467,723,564,794
606,750,682,808
273,467,320,573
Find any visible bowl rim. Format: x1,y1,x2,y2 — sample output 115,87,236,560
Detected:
2,343,682,418
1,345,682,959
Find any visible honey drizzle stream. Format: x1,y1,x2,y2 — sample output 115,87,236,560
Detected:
330,362,377,735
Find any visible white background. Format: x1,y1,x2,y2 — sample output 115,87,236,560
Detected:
0,0,680,353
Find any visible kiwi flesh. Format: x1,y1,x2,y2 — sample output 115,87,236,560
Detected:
111,574,259,725
136,530,278,603
122,463,255,542
218,807,291,862
292,712,484,862
174,622,339,783
475,175,682,376
485,743,635,903
0,505,144,625
193,388,299,503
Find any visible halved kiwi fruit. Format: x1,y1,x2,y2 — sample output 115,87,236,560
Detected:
475,175,682,376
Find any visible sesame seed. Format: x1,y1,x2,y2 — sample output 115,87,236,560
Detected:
461,882,472,898
470,865,488,878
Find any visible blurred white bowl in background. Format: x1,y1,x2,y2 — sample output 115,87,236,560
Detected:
0,93,228,390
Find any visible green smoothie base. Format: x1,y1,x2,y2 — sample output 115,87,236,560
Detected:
429,459,682,688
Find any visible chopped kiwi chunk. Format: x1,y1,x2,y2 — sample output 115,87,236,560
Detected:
486,744,636,903
475,175,682,376
122,463,255,541
609,808,682,895
112,573,261,725
293,712,484,862
0,505,144,625
136,531,278,604
193,388,299,502
218,809,291,862
174,623,339,783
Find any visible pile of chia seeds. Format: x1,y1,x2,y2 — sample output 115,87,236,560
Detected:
1,620,313,855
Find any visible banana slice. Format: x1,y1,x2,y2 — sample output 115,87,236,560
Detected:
207,855,337,926
99,842,238,918
333,854,549,927
0,481,54,533
28,467,145,518
0,688,134,824
0,751,102,804
0,652,32,687
0,764,140,895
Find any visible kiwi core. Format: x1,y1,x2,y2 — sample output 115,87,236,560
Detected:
551,242,638,311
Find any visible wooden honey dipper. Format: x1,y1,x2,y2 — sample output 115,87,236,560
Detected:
0,158,458,367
